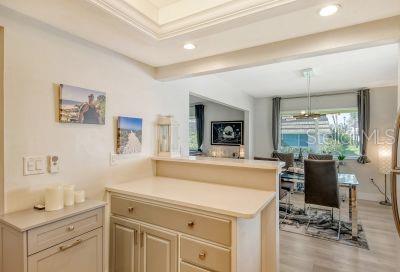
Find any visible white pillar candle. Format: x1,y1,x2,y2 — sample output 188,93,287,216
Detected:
63,185,75,206
45,185,64,211
74,190,85,204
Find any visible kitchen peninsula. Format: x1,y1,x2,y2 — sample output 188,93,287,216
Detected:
106,156,283,272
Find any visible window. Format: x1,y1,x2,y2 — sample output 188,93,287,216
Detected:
189,106,198,151
280,108,359,157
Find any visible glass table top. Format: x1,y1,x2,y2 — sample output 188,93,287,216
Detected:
281,171,359,186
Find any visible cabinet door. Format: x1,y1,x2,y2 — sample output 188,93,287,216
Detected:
110,216,139,272
28,227,103,272
140,225,178,272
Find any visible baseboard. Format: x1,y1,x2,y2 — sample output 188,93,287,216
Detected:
357,192,383,202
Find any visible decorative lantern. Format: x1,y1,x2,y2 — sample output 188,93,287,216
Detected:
157,115,180,157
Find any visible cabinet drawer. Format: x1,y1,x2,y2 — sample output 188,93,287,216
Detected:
28,208,103,255
180,236,230,272
111,196,231,246
28,227,103,272
180,262,211,272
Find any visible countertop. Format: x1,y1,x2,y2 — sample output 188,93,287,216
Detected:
0,200,106,232
152,156,284,170
106,176,276,219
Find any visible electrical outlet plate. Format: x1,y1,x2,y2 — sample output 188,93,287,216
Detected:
110,153,118,166
48,155,60,174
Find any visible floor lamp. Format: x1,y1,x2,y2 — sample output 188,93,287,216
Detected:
378,142,392,206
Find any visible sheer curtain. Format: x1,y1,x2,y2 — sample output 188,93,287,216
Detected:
272,97,281,156
357,89,371,164
195,104,204,152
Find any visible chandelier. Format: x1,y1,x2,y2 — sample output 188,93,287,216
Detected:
293,68,325,120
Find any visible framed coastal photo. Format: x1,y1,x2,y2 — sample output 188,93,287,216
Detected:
59,84,106,124
211,121,244,146
117,116,143,154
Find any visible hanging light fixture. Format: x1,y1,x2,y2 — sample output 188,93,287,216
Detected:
293,68,325,120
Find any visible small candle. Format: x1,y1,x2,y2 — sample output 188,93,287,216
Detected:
45,185,64,211
74,190,85,204
63,185,75,206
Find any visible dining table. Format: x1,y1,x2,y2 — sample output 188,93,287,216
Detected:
280,171,360,240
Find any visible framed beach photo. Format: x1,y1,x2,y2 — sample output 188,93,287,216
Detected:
211,121,244,146
117,116,143,154
59,84,106,124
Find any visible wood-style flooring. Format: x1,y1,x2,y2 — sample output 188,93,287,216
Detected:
280,195,400,272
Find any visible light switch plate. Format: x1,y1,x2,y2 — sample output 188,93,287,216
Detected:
23,156,46,176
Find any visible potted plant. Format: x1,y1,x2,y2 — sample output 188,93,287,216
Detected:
338,153,346,165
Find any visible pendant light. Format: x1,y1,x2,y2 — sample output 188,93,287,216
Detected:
293,68,325,120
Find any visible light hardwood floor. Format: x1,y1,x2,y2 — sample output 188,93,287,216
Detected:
280,197,400,272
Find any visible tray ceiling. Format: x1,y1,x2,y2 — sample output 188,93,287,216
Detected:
0,0,399,67
88,0,298,39
147,0,180,8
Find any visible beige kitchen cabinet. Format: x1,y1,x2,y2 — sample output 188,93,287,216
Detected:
28,228,103,272
107,156,281,272
140,224,178,272
0,200,105,272
110,215,178,272
109,216,140,272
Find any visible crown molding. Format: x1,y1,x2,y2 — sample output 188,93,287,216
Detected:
87,0,160,39
87,0,297,40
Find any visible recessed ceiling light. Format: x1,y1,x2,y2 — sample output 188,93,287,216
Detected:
319,4,341,17
183,43,196,50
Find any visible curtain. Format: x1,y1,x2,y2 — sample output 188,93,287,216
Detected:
272,97,281,156
357,89,371,164
195,104,204,152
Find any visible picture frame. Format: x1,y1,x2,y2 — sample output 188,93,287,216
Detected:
211,121,244,146
117,116,143,154
59,84,106,125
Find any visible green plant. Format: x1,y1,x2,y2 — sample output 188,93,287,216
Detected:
338,154,346,161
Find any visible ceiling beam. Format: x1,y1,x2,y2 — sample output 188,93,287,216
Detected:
155,15,400,81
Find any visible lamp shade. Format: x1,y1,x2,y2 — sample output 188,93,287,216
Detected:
378,143,392,174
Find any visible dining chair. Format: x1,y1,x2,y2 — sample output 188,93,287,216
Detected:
308,153,333,160
254,156,294,213
272,152,294,169
304,159,341,239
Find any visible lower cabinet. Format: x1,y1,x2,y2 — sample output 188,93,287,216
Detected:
28,227,103,272
110,217,140,272
109,196,233,272
110,216,178,272
0,203,105,272
140,225,178,272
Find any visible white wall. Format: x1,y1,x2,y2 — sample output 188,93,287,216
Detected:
253,97,273,157
0,9,256,213
341,86,397,200
190,96,244,157
253,86,398,200
0,9,190,213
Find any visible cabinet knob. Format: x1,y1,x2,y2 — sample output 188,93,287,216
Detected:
198,250,207,260
187,221,195,228
66,225,75,231
128,207,135,213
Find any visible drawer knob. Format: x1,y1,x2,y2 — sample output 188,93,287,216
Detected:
128,207,135,213
198,250,207,260
66,225,75,231
187,221,195,228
